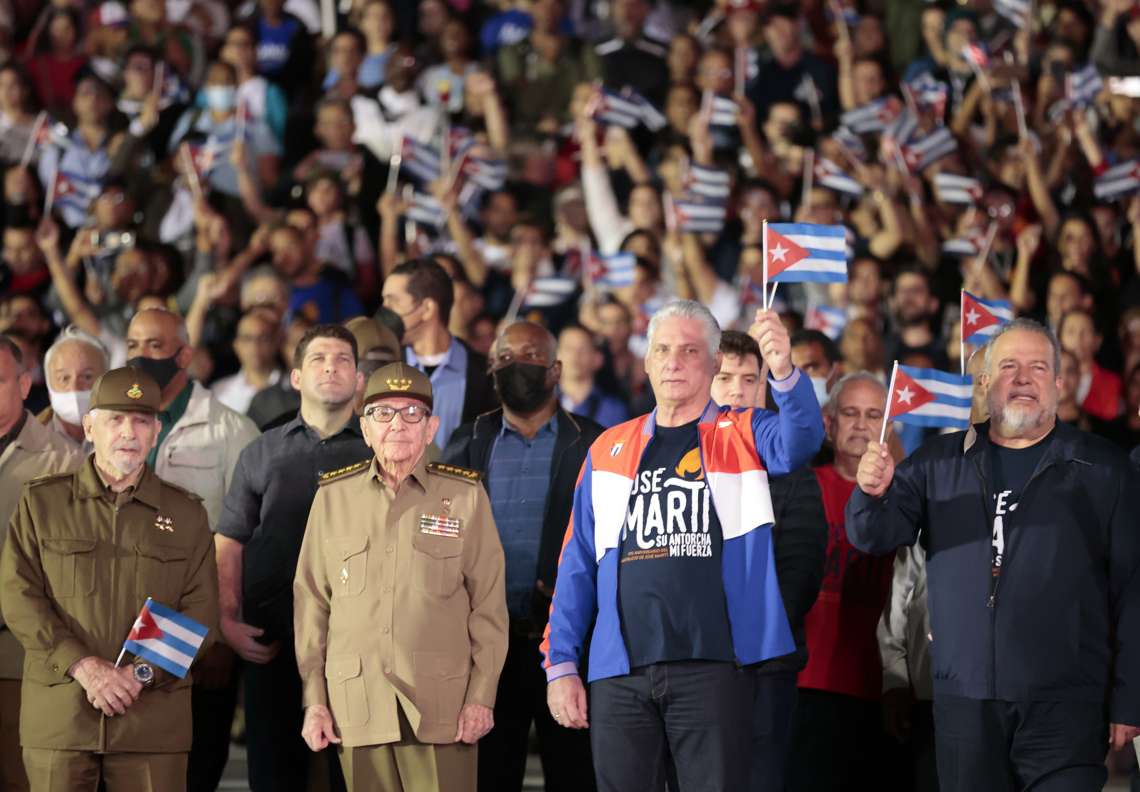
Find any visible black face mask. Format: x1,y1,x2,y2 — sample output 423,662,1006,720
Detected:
127,351,182,391
493,362,553,414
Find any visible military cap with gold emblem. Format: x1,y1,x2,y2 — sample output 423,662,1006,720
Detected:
89,367,161,413
363,362,433,409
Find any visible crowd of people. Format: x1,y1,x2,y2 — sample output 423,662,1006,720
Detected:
2,0,1140,790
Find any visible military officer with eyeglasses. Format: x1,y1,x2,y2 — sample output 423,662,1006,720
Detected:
293,362,508,792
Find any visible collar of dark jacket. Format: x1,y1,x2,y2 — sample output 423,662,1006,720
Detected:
962,419,1086,465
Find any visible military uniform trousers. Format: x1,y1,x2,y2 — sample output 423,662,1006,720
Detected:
1,678,28,791
21,747,186,792
338,705,476,792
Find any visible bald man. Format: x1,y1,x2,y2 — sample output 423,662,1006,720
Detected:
124,308,260,792
443,322,603,792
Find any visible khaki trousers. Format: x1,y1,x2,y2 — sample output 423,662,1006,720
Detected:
338,709,476,792
21,748,187,792
0,679,28,792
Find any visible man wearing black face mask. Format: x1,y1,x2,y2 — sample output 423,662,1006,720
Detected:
125,308,260,792
443,321,603,792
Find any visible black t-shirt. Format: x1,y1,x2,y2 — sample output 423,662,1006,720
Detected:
618,418,735,668
987,428,1055,592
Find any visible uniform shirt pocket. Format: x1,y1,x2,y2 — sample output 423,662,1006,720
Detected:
327,536,368,598
163,445,222,507
40,537,97,598
135,541,189,604
325,654,369,727
411,533,463,598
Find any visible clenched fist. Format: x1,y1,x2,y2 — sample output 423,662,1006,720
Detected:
747,309,793,380
856,440,895,497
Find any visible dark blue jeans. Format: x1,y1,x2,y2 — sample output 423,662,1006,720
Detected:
589,661,753,792
748,670,798,792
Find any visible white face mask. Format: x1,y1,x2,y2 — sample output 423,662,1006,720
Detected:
810,376,830,406
49,388,92,426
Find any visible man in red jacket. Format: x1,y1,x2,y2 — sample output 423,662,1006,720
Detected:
787,372,897,792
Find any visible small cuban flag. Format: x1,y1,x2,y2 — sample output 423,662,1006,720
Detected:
885,362,973,430
805,305,848,340
588,251,636,289
122,597,208,679
961,291,1013,345
523,276,578,309
765,223,849,284
1093,159,1140,202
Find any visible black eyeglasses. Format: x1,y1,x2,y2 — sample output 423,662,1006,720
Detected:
364,404,431,424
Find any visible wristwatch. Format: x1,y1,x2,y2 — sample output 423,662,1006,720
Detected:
133,662,155,687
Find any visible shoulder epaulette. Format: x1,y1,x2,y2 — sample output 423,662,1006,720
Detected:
426,462,482,484
319,459,371,485
26,470,73,488
160,479,204,502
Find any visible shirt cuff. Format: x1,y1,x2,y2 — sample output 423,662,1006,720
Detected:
53,640,90,683
768,367,802,392
545,661,578,684
301,672,328,709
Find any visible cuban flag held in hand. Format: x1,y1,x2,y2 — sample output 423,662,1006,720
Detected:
887,364,973,429
766,223,848,284
961,291,1013,345
123,597,208,679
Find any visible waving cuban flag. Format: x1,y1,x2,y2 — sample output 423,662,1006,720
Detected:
961,291,1013,345
805,305,848,340
1094,160,1140,202
122,598,208,679
886,363,973,430
765,223,849,284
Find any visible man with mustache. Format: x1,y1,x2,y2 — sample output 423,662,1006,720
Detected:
848,319,1140,790
0,367,218,791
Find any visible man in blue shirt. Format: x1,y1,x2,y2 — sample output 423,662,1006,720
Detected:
444,321,602,792
382,258,498,450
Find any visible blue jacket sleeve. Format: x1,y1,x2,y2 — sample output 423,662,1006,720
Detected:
751,368,825,475
845,449,927,555
1109,462,1140,726
541,453,599,681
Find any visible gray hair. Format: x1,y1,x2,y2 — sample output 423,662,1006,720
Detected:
982,318,1061,375
824,371,887,419
43,326,109,380
646,299,722,358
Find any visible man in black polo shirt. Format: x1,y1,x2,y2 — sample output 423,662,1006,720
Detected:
216,324,369,792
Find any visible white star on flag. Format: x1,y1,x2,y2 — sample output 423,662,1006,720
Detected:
771,243,788,262
896,385,915,405
965,308,980,326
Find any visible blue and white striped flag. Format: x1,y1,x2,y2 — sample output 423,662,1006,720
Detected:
995,0,1031,28
902,126,958,171
588,251,636,289
524,276,578,308
962,291,1013,345
1094,160,1140,202
934,173,983,205
1067,63,1104,109
840,95,903,135
887,364,973,430
766,223,849,284
814,158,864,197
685,164,731,200
122,597,208,679
805,305,848,340
400,137,442,184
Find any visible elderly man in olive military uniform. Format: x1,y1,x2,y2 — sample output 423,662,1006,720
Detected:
0,368,219,792
294,362,508,792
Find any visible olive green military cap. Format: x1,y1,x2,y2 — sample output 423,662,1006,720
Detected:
89,367,161,413
363,362,433,409
344,316,401,363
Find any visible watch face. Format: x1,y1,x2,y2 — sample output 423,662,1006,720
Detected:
134,663,154,684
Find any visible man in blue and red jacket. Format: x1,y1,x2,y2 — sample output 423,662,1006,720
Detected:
541,299,824,792
849,319,1140,791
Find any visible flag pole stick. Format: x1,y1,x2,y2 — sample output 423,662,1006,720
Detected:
386,151,401,194
801,148,814,209
761,219,769,311
20,111,46,169
43,154,59,217
767,282,779,311
960,289,967,377
735,47,746,97
1012,83,1028,140
113,646,127,669
880,360,898,445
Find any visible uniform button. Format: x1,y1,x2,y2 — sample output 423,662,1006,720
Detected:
383,665,391,674
386,545,394,554
51,664,59,672
384,585,393,593
382,627,390,634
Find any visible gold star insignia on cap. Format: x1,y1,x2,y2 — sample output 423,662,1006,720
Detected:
386,377,412,391
127,384,143,400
